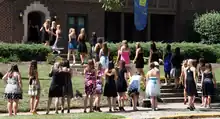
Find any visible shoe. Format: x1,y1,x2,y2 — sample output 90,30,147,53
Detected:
184,100,187,105
113,108,119,111
61,109,64,113
46,112,49,115
84,110,87,113
121,107,125,111
55,111,59,114
32,111,38,115
109,109,112,112
96,107,102,112
137,102,139,107
93,106,97,111
89,110,94,113
67,109,70,113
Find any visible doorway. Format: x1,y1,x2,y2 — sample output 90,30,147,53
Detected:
28,11,45,43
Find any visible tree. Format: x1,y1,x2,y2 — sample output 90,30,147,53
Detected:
99,0,124,11
194,11,220,44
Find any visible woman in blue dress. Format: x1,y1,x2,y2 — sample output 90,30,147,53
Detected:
99,42,110,70
163,44,172,85
67,28,77,64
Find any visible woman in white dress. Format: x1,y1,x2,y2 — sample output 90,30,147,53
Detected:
145,62,161,111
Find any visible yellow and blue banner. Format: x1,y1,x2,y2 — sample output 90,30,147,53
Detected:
134,0,148,31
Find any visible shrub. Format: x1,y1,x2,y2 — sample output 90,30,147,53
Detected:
194,11,220,44
107,42,220,63
0,43,51,61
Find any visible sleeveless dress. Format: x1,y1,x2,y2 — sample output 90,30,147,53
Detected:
164,52,172,73
185,68,197,96
100,51,109,69
128,74,141,96
28,71,41,97
135,52,144,68
120,51,130,64
85,70,96,95
150,51,159,63
68,37,77,50
145,77,160,97
116,68,128,93
95,70,104,94
41,27,49,43
62,71,74,98
48,70,64,97
103,72,117,97
50,28,56,46
202,72,214,96
4,75,22,99
78,35,87,53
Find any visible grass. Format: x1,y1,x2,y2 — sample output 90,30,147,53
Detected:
0,62,220,113
1,113,125,119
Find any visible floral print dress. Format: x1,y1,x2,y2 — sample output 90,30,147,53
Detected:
95,70,104,94
85,70,96,95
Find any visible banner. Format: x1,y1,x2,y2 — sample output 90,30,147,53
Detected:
134,0,148,31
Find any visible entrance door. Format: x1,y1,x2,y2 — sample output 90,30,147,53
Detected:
28,11,45,43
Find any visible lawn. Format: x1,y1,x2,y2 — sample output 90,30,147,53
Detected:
1,113,124,119
0,62,220,113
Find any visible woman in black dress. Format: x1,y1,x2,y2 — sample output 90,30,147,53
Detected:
184,59,197,111
197,58,206,106
149,42,159,64
78,28,88,65
103,55,118,112
50,21,57,46
46,62,64,114
40,19,50,46
202,63,216,108
133,42,144,76
116,60,128,111
94,38,103,63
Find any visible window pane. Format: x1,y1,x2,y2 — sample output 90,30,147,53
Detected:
77,17,85,34
68,17,75,25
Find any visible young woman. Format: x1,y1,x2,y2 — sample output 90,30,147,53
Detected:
46,62,64,114
116,60,128,111
78,28,88,65
145,62,161,111
94,38,103,63
197,58,206,106
89,32,97,59
50,21,57,46
184,59,197,111
163,44,172,85
120,40,131,76
133,42,144,76
84,60,97,113
3,64,22,116
180,60,188,105
116,44,122,66
52,25,62,49
103,55,118,112
93,62,104,112
40,19,50,46
28,60,40,114
171,47,183,88
99,42,110,70
128,72,141,111
149,42,159,64
61,60,73,113
201,63,216,108
67,28,77,64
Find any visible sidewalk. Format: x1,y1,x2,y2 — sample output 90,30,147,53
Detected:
1,103,220,119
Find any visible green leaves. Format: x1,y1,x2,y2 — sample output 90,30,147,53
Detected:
194,11,220,44
99,0,124,11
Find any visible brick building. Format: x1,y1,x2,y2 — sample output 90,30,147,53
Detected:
0,0,220,48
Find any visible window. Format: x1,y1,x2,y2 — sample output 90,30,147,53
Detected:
67,15,87,36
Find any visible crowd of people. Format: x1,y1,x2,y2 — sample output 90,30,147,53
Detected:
2,22,218,116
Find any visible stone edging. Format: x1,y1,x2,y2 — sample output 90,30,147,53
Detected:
159,113,220,119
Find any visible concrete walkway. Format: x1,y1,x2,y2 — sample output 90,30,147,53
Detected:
1,103,220,119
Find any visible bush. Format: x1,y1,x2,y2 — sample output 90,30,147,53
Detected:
0,43,51,61
107,42,220,63
194,11,220,44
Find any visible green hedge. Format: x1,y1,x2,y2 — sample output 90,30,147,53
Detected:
0,43,51,62
107,42,220,63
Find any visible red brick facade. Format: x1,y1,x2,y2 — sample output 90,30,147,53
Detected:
0,0,220,43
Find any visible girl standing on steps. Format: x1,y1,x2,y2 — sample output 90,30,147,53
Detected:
93,62,104,112
145,62,160,111
84,60,97,113
78,28,88,65
67,28,77,64
163,44,172,85
180,59,188,105
197,58,206,106
3,64,22,116
201,63,216,108
28,60,41,115
94,38,103,63
184,59,197,111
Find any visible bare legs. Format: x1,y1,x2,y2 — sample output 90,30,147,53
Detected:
93,94,102,112
150,96,158,111
131,95,138,111
107,97,117,112
118,92,125,111
7,100,12,116
67,50,76,64
84,95,94,113
7,99,19,116
30,96,40,114
165,72,170,85
188,95,195,110
46,97,60,114
80,53,87,65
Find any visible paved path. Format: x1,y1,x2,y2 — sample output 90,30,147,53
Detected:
1,103,220,119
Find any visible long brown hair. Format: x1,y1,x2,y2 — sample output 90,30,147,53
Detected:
87,59,95,70
29,60,37,76
8,64,19,78
102,42,108,56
